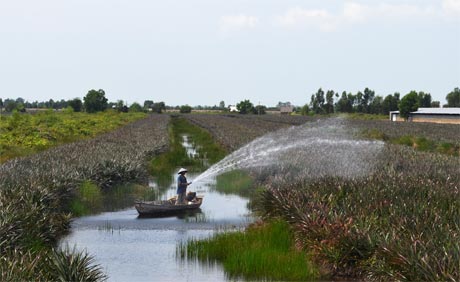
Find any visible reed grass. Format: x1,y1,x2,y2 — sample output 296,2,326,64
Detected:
179,220,320,281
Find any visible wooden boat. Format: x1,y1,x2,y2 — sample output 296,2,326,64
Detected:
135,196,203,216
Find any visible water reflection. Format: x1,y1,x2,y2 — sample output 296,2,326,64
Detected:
61,135,253,282
136,208,204,220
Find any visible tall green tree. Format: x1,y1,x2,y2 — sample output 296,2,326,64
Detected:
152,102,166,113
180,105,192,113
236,99,254,114
324,90,335,114
129,102,143,112
83,89,108,113
4,99,18,112
335,91,353,113
300,104,310,115
360,88,375,113
417,92,432,108
143,100,154,110
310,88,325,114
446,87,460,107
369,96,384,114
382,93,400,115
355,91,363,112
254,105,266,115
430,101,440,108
399,91,419,120
68,98,83,112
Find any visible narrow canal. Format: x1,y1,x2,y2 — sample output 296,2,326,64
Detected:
60,135,253,281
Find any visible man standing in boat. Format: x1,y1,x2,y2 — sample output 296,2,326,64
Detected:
176,168,192,205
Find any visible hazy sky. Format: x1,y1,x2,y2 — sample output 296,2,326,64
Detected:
1,0,459,107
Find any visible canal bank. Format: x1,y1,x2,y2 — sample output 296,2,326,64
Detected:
60,117,253,281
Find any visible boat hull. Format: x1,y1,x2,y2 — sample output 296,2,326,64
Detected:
135,197,203,216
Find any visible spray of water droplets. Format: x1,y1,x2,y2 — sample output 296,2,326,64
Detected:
192,118,384,184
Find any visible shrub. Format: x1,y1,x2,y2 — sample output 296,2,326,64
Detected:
180,105,192,113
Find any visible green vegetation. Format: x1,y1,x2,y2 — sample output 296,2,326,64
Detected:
0,110,146,163
70,181,103,216
180,105,192,113
399,91,419,119
183,114,460,280
179,220,320,281
361,129,459,156
258,145,459,281
149,116,226,185
342,113,387,120
215,170,255,197
2,112,459,280
236,99,255,114
83,89,108,113
1,247,106,281
129,102,143,112
71,182,161,217
1,114,169,280
446,87,460,107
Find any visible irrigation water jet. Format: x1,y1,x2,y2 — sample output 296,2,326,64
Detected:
192,118,384,184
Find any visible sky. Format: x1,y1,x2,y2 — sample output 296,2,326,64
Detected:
0,0,459,107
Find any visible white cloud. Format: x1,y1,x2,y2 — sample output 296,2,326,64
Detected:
342,2,369,23
276,2,441,32
442,0,460,17
277,7,338,31
219,14,259,32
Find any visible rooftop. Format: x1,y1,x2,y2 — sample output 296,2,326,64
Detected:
390,108,460,115
413,107,460,115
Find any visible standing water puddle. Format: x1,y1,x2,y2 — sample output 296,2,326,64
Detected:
60,135,253,282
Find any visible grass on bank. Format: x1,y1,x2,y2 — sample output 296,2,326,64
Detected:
0,109,146,163
149,116,227,185
179,220,320,281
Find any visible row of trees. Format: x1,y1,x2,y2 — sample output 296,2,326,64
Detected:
0,89,167,114
227,87,458,117
2,87,458,115
303,87,459,117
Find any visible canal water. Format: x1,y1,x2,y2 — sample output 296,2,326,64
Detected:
60,136,253,282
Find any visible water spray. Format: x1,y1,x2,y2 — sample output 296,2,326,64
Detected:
192,118,384,184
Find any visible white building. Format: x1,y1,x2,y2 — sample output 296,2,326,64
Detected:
389,108,460,124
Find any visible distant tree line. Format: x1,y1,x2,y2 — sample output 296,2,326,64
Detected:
302,87,459,117
0,89,167,114
2,87,458,116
